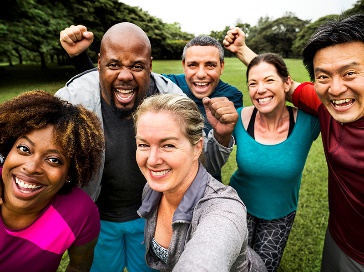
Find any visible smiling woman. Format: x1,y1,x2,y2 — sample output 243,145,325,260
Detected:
133,93,267,272
0,90,104,271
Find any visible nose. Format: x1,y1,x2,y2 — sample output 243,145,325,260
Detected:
257,83,266,94
22,157,43,175
329,76,347,96
196,65,207,78
117,68,133,81
147,147,163,166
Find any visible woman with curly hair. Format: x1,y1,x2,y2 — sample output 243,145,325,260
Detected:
0,90,104,271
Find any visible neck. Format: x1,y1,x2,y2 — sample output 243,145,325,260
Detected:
1,205,42,230
257,105,289,132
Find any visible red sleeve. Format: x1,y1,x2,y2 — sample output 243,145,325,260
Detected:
292,82,322,116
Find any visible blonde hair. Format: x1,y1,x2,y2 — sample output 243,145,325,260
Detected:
133,94,204,146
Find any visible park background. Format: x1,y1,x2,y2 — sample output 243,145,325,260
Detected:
0,1,363,271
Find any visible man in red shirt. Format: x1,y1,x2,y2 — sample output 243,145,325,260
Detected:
290,14,364,272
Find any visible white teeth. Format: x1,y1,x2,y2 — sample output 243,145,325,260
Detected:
195,83,208,86
258,97,272,103
116,89,133,94
15,177,42,189
151,170,170,176
332,99,352,105
115,90,134,101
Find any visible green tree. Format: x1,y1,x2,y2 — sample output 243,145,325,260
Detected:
343,0,364,16
248,13,309,57
292,14,339,57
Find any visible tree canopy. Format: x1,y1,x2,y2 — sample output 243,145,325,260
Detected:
1,0,362,68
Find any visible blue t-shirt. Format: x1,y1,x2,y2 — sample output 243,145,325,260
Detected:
230,107,320,220
163,74,243,133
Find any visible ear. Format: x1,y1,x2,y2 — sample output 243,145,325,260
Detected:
97,53,101,71
284,76,293,93
193,137,203,161
220,60,225,74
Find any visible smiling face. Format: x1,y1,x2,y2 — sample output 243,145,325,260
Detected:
183,45,224,99
135,110,202,195
98,25,152,117
313,42,364,123
247,62,290,114
2,125,71,217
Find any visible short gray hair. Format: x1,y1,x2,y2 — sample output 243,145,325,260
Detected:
182,36,224,63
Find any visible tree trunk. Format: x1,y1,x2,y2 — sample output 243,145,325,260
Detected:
14,47,23,65
39,51,47,69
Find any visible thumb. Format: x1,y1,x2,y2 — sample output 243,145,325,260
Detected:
202,97,210,108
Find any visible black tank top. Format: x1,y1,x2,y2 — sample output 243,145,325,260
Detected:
247,106,295,139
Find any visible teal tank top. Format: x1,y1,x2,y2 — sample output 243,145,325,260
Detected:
230,107,320,220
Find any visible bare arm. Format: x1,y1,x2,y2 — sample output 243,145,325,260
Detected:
65,236,98,272
223,27,302,102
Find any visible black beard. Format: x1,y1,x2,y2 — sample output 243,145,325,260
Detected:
111,94,140,118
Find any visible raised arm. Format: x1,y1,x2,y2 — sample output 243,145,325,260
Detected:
202,97,237,175
60,25,95,73
203,97,237,147
223,27,303,103
60,25,94,58
223,27,257,66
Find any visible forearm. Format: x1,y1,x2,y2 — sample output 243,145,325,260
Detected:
203,130,234,177
173,198,246,271
235,44,257,66
70,51,95,74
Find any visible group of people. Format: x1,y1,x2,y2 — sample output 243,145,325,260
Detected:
0,12,363,272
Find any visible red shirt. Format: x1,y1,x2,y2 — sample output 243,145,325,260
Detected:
293,82,364,265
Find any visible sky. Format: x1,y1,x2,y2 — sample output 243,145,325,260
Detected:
121,0,358,36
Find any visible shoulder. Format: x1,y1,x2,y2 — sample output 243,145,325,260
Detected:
203,175,245,208
56,68,99,95
296,108,320,124
162,73,185,82
151,72,184,95
54,187,99,216
66,68,99,87
218,80,242,94
240,106,254,129
55,68,101,109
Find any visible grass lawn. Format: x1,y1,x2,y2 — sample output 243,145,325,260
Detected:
0,59,328,272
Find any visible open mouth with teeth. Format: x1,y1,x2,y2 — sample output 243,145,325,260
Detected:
331,98,354,109
15,176,43,195
257,97,273,104
115,88,135,104
193,82,210,94
150,169,171,178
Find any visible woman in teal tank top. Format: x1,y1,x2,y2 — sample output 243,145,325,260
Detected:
230,53,320,272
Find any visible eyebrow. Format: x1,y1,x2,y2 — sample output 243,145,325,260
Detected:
136,136,179,142
18,135,64,156
19,135,34,146
315,61,360,75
